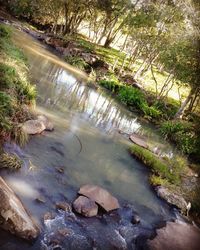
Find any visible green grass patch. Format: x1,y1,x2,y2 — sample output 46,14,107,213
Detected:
130,144,181,184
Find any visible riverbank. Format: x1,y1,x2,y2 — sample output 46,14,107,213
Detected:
0,23,36,168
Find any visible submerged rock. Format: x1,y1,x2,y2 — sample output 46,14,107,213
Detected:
78,185,120,212
73,196,98,217
131,214,140,224
56,202,72,212
129,133,149,149
0,177,39,240
156,186,188,213
147,221,200,250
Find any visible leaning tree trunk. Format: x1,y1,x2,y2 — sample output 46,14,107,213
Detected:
174,89,194,119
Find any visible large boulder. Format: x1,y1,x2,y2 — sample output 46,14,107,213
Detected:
73,196,98,217
147,221,200,250
156,186,188,212
78,185,120,212
0,177,39,240
22,119,46,135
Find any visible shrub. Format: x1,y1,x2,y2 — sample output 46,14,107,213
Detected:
160,120,192,138
142,104,162,119
160,120,196,154
99,79,121,92
118,86,146,110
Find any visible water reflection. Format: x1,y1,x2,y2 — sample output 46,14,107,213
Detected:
31,64,141,134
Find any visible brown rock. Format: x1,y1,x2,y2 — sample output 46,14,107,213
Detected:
147,221,200,250
156,186,188,213
22,119,46,135
56,202,72,212
0,177,39,240
73,196,98,217
78,185,120,212
129,133,148,149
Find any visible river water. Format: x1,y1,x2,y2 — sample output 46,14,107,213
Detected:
0,29,177,249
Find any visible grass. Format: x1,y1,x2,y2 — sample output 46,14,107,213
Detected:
0,152,22,170
130,144,182,185
0,23,36,169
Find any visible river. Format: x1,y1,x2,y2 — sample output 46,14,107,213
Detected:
0,29,177,250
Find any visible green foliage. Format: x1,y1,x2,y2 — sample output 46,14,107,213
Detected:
160,120,196,154
0,152,22,170
0,91,13,115
142,104,162,119
152,100,179,119
65,55,89,70
118,86,146,110
16,80,36,104
160,120,192,137
0,63,17,89
11,125,28,147
0,24,11,39
0,24,35,146
99,79,121,92
149,174,170,187
130,144,180,184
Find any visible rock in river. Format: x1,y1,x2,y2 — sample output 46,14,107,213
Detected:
147,221,200,250
78,185,120,212
0,177,39,240
129,133,149,149
22,119,46,135
156,186,188,213
22,115,54,134
73,196,98,217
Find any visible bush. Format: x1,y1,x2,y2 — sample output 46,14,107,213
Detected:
99,79,122,92
130,144,180,184
142,104,162,119
118,86,146,110
160,120,196,154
